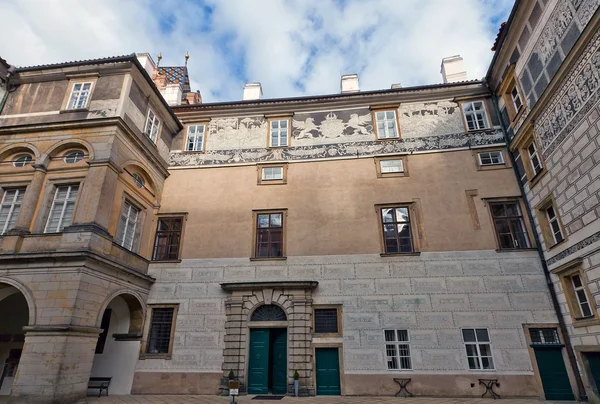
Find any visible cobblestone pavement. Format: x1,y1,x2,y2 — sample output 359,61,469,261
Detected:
75,395,581,404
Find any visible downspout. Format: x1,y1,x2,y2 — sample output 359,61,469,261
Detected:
489,91,586,401
0,66,15,114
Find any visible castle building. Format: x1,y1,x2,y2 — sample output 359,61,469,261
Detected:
0,0,598,402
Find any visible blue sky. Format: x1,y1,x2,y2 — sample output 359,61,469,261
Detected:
1,0,514,102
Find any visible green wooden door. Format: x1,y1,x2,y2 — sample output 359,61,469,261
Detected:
271,329,287,394
533,345,574,401
248,329,269,394
315,348,341,395
587,352,600,392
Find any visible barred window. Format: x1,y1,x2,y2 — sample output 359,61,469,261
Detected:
385,329,411,370
152,217,183,261
146,307,175,355
529,328,559,345
314,308,338,334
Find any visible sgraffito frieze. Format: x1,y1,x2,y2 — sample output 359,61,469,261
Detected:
399,101,465,138
170,129,504,167
292,109,375,145
534,31,600,159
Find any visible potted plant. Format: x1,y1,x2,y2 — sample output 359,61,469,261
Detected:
228,370,235,381
293,370,300,397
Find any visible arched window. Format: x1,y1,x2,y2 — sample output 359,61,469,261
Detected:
64,150,84,164
13,154,32,167
250,305,286,322
132,173,145,189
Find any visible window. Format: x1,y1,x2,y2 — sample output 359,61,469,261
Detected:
0,188,25,234
490,201,530,249
13,155,32,167
462,328,494,370
95,309,112,354
571,274,593,318
116,200,140,251
185,124,205,152
381,207,413,254
254,212,284,258
527,141,542,176
314,308,339,334
462,101,490,131
478,151,504,166
45,185,79,233
269,119,289,147
152,216,183,261
375,110,399,139
144,306,177,357
262,166,283,180
380,159,404,173
132,173,145,189
385,330,412,370
67,82,92,109
144,108,161,143
64,150,84,164
545,205,564,245
511,85,523,113
529,328,560,344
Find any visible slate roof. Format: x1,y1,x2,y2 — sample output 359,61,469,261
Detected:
158,66,191,92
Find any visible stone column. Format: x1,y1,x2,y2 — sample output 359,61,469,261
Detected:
13,164,47,233
9,326,101,404
70,159,119,235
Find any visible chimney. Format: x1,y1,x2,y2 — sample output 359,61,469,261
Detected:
440,55,467,83
136,53,157,78
391,83,402,89
243,82,262,101
341,74,359,93
184,90,202,105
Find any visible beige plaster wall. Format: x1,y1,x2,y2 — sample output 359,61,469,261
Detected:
161,149,524,258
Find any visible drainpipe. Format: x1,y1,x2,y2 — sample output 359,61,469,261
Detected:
0,65,16,114
489,92,586,401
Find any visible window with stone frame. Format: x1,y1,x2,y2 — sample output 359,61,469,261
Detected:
498,65,526,123
462,101,490,131
115,199,141,252
380,206,414,254
536,195,566,250
66,82,93,109
489,200,531,250
185,124,205,152
511,127,546,185
313,307,340,335
374,110,399,139
478,151,504,166
569,273,593,318
152,216,184,261
44,184,79,233
253,211,285,259
143,305,178,358
462,328,494,370
555,261,599,327
268,119,290,148
144,107,161,143
0,188,25,235
385,329,412,370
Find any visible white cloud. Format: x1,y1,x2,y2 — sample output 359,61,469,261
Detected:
0,0,513,102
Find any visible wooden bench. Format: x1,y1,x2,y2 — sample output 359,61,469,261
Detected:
479,378,500,399
393,378,413,397
88,377,112,397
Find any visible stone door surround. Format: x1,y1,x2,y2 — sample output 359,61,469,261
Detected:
221,281,318,396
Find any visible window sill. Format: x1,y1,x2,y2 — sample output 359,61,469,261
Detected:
572,316,600,328
466,128,495,134
257,181,287,186
139,353,172,360
377,173,408,178
151,259,182,263
59,108,88,114
509,106,526,127
376,137,401,142
313,333,342,338
267,146,289,149
528,169,547,188
183,150,204,153
380,252,421,257
477,164,509,171
495,248,537,253
547,238,567,251
249,256,288,261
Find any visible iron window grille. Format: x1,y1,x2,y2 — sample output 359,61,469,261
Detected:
314,309,338,334
529,328,560,345
146,307,175,354
385,329,412,370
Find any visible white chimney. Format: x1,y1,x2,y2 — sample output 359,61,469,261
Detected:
440,55,467,83
243,82,262,101
160,83,183,106
136,53,157,78
391,83,402,89
341,74,359,93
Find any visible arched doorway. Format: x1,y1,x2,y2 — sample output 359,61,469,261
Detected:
89,293,144,395
247,304,288,395
0,283,29,396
